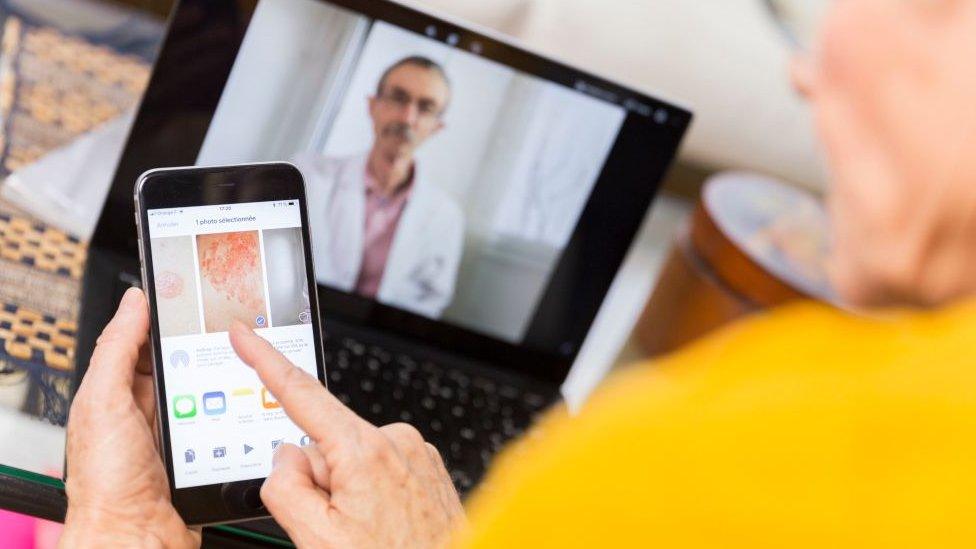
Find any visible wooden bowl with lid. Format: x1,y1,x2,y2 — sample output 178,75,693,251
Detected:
636,172,836,357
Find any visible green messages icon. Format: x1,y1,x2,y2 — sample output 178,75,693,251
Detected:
173,394,197,419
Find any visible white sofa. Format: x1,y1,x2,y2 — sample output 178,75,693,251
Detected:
411,0,826,191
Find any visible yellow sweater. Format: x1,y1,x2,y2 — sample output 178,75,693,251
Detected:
460,300,976,548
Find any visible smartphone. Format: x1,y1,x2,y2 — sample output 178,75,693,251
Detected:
133,163,325,525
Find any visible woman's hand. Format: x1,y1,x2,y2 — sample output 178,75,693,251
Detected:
61,288,199,548
229,321,465,548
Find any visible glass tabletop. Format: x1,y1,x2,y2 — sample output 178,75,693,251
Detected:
0,464,294,546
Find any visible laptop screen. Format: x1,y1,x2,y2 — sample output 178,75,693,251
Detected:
193,0,684,349
87,0,689,381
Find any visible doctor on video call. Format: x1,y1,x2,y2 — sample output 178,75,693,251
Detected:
293,56,465,319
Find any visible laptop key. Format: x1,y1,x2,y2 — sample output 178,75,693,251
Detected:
499,385,519,400
450,441,463,460
524,392,546,409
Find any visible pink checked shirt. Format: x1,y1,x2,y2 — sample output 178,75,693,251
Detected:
354,168,414,297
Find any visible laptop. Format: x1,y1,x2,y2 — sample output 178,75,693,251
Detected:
75,0,690,538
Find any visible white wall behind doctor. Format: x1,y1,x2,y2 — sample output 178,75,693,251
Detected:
442,77,625,340
197,0,364,165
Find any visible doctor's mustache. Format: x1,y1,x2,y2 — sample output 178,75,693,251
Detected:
381,122,417,143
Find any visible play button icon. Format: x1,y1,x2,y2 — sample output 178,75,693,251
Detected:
243,444,254,455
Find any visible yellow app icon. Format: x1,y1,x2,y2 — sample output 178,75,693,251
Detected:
230,387,257,412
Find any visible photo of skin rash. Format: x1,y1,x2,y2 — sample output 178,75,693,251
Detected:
150,236,201,337
196,231,269,333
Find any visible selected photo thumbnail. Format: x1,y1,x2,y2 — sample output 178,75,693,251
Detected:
263,227,312,327
196,231,269,333
150,236,202,337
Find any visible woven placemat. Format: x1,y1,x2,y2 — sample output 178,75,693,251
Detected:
0,14,150,177
0,209,84,423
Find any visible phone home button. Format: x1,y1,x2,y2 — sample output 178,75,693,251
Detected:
222,481,266,514
242,484,263,511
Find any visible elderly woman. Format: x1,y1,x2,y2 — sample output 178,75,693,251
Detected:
60,1,976,547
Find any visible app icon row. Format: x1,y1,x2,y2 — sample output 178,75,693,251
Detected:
172,387,280,419
182,435,312,464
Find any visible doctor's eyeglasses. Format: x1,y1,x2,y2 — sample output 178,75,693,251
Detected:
376,87,444,120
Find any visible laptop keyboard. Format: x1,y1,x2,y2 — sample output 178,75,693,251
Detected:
321,331,557,493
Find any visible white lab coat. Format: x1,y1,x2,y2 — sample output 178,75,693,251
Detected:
292,152,465,319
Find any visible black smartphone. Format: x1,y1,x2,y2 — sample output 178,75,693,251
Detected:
133,163,325,525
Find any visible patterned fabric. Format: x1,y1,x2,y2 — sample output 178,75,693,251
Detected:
0,210,83,423
0,211,85,279
0,302,76,371
0,12,154,424
0,15,150,177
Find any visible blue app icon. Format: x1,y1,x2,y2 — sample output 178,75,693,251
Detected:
202,391,226,416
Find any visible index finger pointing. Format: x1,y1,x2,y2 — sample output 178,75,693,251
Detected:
228,321,367,452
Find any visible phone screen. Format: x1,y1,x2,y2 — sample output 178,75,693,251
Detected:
145,199,317,489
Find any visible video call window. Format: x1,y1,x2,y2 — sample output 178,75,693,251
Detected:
197,0,627,343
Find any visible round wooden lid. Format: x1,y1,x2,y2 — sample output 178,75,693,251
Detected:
691,172,837,308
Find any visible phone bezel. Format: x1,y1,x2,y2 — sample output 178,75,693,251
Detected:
134,162,326,526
